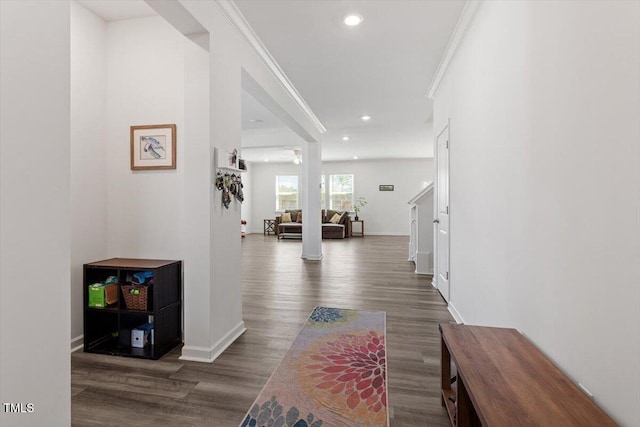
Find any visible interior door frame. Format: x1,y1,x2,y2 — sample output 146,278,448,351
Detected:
434,120,450,301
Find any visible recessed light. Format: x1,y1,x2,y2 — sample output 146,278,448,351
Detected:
264,159,269,162
251,119,264,124
342,136,349,141
353,156,358,160
361,115,372,121
344,14,363,27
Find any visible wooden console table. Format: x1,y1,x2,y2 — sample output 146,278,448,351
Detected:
439,323,617,427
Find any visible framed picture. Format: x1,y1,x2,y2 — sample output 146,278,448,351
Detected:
130,124,176,170
238,158,247,171
379,185,394,191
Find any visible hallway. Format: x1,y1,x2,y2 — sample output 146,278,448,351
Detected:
72,235,453,426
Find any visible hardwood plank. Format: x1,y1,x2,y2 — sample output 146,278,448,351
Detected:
72,235,452,426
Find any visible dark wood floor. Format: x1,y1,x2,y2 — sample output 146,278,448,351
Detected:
71,235,453,426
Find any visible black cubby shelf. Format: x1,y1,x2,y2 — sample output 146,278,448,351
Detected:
83,258,182,360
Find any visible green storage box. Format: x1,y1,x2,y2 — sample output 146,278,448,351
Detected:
88,283,118,308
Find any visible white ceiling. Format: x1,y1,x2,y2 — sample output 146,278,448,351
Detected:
74,0,465,162
241,89,303,162
236,0,465,162
76,0,156,22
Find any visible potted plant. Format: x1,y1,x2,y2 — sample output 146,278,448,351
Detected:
353,197,367,221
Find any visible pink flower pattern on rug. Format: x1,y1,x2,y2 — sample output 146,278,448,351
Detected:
304,331,387,416
242,308,387,427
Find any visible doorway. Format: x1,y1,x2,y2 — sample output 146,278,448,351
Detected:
435,123,450,302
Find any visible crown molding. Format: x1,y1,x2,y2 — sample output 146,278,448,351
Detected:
215,0,327,135
427,0,485,99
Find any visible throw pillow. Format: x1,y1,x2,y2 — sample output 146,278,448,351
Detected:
338,211,348,224
329,213,341,224
281,212,292,223
297,211,303,223
287,210,298,222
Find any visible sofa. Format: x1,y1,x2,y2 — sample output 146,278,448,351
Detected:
275,209,351,239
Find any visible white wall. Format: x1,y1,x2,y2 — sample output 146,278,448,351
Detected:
247,159,433,235
70,0,108,350
432,2,640,425
106,16,185,259
323,159,433,235
0,1,71,425
247,162,300,233
182,33,213,351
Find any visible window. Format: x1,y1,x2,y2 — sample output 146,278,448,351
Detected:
329,174,354,211
276,175,298,210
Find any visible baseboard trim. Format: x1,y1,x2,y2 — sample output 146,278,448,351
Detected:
416,271,434,278
302,253,323,261
448,303,464,324
179,321,246,363
71,335,84,352
364,232,409,236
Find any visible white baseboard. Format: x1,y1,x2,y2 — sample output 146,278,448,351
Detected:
179,321,246,363
71,335,84,353
415,271,434,277
302,253,323,260
448,303,464,324
364,232,409,236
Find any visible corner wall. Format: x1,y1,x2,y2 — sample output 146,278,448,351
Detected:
432,2,640,424
70,0,108,350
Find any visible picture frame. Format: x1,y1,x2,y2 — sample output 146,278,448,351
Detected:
130,124,176,170
379,185,394,191
238,158,247,171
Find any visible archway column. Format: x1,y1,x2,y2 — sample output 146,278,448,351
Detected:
301,140,322,260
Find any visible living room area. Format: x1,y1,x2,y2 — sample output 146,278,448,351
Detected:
2,1,638,426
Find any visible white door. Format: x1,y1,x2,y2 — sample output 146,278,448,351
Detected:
435,124,450,302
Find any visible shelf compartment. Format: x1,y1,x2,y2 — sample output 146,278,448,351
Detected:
442,388,457,426
86,336,155,359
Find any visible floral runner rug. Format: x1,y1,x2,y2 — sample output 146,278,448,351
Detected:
240,307,388,427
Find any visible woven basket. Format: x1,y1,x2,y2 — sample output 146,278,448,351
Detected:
121,285,149,311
